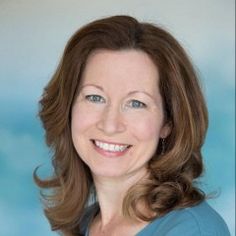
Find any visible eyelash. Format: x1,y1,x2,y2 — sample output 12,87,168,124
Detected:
127,100,147,109
85,95,147,109
85,95,105,103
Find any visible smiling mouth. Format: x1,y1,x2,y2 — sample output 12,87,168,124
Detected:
91,139,132,153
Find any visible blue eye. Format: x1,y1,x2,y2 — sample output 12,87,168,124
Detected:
85,95,105,103
128,100,147,108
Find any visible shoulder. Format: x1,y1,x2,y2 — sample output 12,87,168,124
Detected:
79,202,99,235
180,201,230,235
138,201,230,236
169,201,230,236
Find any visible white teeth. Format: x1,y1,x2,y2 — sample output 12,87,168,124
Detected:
94,140,129,152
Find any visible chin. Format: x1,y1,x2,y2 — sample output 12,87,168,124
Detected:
91,168,127,179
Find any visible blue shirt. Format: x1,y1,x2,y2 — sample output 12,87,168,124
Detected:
81,201,230,236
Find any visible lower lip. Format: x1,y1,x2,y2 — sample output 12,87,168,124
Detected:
92,142,130,158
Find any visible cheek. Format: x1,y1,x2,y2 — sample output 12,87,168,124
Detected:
71,104,98,134
128,115,162,141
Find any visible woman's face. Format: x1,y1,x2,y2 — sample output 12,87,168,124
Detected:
71,49,169,179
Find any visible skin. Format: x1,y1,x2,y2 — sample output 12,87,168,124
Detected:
71,49,170,235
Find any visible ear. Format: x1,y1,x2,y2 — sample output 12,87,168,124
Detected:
160,121,172,138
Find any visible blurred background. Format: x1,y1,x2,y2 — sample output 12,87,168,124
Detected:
0,0,235,235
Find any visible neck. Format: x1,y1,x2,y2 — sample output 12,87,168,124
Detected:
92,170,148,226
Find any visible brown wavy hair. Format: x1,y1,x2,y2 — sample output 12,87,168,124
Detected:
34,15,208,235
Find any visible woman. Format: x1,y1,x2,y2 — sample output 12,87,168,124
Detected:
34,15,230,236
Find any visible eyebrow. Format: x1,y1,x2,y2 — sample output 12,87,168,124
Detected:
79,84,104,92
127,90,156,101
80,84,156,101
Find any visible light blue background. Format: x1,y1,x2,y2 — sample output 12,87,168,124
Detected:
0,0,235,235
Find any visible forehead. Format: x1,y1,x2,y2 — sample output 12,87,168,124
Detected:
81,49,159,87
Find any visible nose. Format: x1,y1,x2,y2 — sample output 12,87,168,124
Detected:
96,104,126,135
